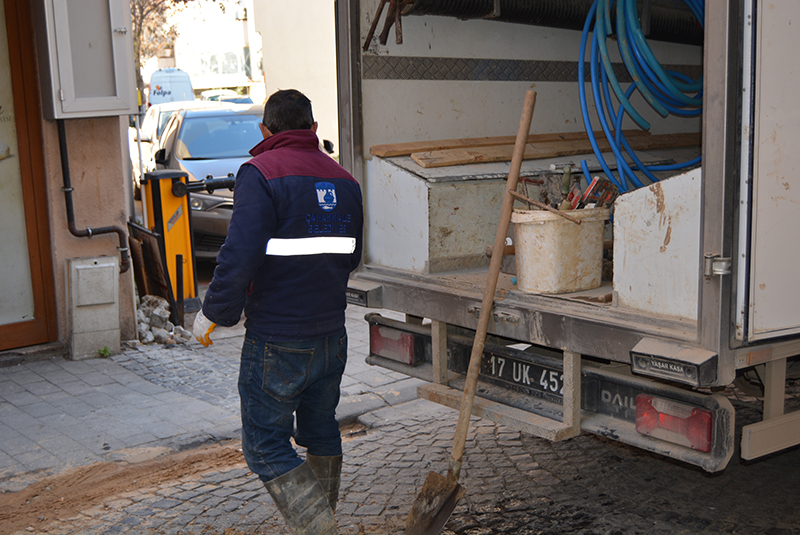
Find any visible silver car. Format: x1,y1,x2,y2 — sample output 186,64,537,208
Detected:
129,100,214,196
152,104,264,260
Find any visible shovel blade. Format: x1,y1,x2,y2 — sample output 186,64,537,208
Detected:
405,471,465,535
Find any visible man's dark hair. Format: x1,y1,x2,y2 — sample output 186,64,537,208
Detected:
262,89,315,134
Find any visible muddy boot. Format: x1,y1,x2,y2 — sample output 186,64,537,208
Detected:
264,462,338,535
306,454,343,512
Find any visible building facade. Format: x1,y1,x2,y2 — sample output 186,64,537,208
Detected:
1,0,137,359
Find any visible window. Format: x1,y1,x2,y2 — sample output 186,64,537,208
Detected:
175,114,262,160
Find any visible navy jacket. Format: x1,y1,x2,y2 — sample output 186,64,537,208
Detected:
202,129,363,341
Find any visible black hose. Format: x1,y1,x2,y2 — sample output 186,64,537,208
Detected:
403,0,703,46
57,119,130,274
404,0,494,19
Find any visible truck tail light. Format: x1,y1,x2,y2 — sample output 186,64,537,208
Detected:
635,394,713,453
369,324,416,365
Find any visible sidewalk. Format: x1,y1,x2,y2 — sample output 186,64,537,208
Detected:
0,305,424,493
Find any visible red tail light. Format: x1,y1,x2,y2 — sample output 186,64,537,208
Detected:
636,394,713,453
369,324,416,365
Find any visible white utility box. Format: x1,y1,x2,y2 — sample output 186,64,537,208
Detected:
68,256,120,360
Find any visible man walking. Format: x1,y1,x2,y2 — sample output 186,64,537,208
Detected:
193,89,363,534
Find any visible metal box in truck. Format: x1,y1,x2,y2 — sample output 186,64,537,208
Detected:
334,0,800,472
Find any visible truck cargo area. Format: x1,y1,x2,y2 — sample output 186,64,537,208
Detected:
337,0,800,471
354,145,703,358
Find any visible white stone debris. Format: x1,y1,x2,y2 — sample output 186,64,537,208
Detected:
135,295,193,345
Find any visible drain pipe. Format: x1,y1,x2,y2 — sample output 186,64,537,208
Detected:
57,119,130,274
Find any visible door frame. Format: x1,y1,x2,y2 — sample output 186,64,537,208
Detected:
1,0,57,350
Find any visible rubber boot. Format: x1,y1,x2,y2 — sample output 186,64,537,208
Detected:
306,454,343,512
263,462,338,535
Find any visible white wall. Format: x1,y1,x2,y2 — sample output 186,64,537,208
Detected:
358,0,703,158
252,0,339,155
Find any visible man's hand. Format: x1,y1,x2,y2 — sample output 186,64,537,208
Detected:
193,311,217,347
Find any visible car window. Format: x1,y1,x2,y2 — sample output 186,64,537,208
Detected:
157,110,177,139
220,96,254,104
158,114,181,157
175,114,263,160
140,107,157,138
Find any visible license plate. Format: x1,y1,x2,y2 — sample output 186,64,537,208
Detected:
480,352,564,401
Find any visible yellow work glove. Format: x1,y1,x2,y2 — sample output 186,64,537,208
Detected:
193,311,217,347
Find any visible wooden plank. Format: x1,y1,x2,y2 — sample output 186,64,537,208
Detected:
764,359,787,419
741,410,800,460
418,382,575,441
562,350,581,436
369,130,650,158
411,132,702,168
431,320,449,386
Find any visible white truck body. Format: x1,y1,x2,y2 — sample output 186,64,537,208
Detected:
335,0,800,471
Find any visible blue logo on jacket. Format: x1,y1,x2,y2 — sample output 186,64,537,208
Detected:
315,182,337,212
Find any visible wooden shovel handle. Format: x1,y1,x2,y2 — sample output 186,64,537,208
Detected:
448,90,537,480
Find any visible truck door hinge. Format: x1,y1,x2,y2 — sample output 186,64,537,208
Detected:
704,254,731,278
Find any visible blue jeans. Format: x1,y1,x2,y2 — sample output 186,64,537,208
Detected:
238,329,348,482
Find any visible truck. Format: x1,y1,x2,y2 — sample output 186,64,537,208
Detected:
333,0,800,473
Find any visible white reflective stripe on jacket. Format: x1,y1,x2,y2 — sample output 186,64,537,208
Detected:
265,236,357,256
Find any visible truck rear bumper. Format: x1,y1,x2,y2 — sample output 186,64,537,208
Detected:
365,312,735,472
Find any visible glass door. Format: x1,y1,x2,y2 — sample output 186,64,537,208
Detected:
0,0,56,350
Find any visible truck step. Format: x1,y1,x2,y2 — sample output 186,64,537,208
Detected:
418,382,576,441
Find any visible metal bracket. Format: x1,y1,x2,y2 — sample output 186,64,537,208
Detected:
703,253,731,277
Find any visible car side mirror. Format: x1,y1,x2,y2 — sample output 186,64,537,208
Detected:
154,148,168,166
323,139,334,154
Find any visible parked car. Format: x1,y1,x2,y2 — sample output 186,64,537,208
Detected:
151,104,265,260
200,89,254,105
199,89,237,101
218,95,254,104
129,100,218,198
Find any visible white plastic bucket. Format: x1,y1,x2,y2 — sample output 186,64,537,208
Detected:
510,208,610,294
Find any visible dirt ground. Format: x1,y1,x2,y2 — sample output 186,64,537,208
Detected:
0,423,370,535
0,441,246,535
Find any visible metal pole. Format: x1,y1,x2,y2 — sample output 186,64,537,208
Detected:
134,113,149,229
175,254,184,328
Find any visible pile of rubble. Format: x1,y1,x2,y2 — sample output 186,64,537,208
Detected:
136,295,193,345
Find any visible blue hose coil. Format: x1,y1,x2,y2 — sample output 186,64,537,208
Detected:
579,0,704,191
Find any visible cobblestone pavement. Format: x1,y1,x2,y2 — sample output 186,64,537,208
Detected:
3,300,800,534
9,384,800,535
111,305,416,421
0,305,418,494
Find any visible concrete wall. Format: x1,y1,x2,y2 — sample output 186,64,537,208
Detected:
40,117,137,354
252,0,339,155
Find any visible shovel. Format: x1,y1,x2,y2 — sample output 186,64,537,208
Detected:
405,89,537,535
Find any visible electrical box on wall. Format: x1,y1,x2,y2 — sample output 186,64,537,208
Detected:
31,0,137,119
68,257,120,360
